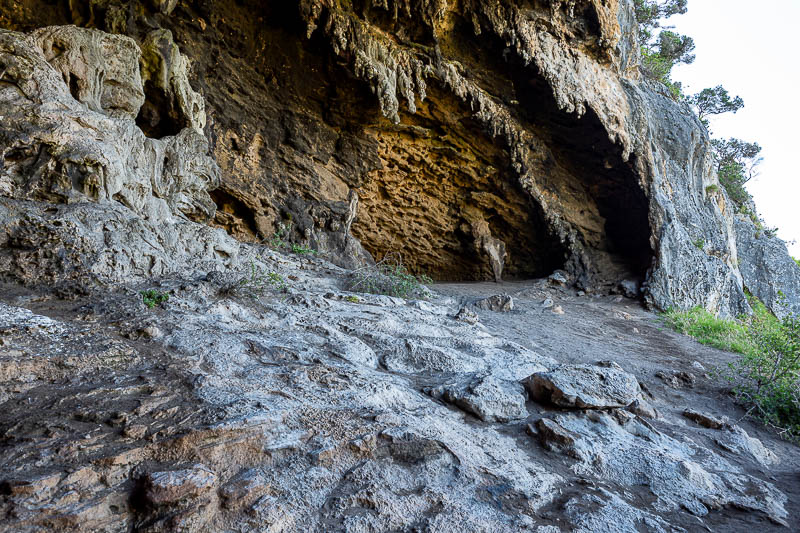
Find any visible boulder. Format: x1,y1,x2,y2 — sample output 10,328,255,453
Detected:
524,361,641,409
471,294,514,312
430,375,528,423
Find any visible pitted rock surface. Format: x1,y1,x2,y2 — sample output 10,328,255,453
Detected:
538,411,787,524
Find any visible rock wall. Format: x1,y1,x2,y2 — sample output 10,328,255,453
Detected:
735,216,800,318
0,0,798,314
0,24,242,284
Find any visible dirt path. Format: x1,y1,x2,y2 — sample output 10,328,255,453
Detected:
435,280,800,529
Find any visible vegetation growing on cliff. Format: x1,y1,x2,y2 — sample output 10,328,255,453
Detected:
665,300,800,441
712,138,763,209
141,289,169,309
634,0,693,98
635,3,768,217
688,85,744,126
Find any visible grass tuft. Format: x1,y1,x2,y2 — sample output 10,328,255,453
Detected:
348,252,432,299
141,289,169,309
663,306,752,354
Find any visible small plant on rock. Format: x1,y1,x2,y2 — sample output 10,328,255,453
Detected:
291,243,316,255
141,289,169,309
267,221,317,256
225,262,289,298
348,252,433,299
693,238,705,250
268,221,291,249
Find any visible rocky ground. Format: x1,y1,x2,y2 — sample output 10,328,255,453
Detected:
1,5,800,530
1,250,797,532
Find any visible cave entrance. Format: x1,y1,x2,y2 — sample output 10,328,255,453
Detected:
437,10,655,289
350,12,652,287
350,84,568,282
511,70,653,286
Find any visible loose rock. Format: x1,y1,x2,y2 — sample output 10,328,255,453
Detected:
525,362,641,409
471,294,514,312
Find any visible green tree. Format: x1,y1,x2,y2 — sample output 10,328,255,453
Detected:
689,85,744,124
634,0,688,42
712,138,763,208
713,138,763,181
634,0,694,98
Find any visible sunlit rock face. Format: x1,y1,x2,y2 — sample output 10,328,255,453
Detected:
1,0,795,310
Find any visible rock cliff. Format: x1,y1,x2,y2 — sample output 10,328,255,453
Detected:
3,0,797,314
1,1,799,532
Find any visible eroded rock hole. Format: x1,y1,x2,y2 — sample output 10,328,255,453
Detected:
210,188,259,242
135,81,185,138
68,72,80,102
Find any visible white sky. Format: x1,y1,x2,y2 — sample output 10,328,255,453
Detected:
668,0,800,257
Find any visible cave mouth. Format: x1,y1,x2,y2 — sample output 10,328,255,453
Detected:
512,69,653,285
493,36,654,287
350,85,569,283
350,10,652,286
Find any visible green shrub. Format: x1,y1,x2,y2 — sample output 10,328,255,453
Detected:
141,289,169,309
634,2,693,100
724,299,800,441
348,253,433,299
232,262,288,297
692,238,705,250
718,161,751,208
290,243,316,255
664,299,800,441
793,256,800,268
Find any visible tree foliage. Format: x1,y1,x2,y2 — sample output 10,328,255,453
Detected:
634,0,694,98
712,138,763,209
689,85,744,122
634,0,688,42
634,2,772,222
